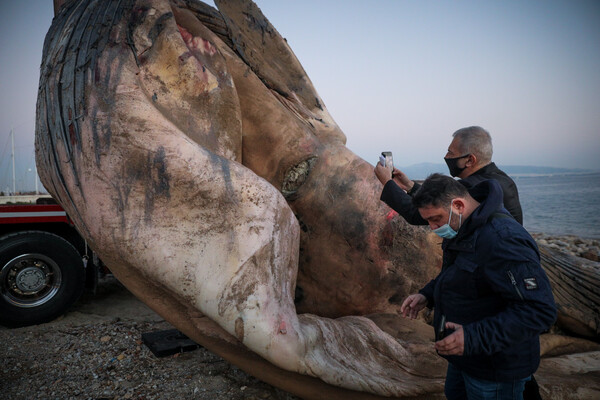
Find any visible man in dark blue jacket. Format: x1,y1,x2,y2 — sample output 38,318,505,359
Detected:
400,174,556,400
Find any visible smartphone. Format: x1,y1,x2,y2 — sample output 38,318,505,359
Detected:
381,151,393,169
436,314,455,341
436,315,447,341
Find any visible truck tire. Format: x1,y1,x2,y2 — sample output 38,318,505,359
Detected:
0,231,85,327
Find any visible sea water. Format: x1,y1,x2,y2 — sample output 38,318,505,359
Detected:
513,172,600,239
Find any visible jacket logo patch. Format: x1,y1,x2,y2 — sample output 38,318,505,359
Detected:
524,277,538,290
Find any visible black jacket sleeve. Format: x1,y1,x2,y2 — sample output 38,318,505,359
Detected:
500,180,523,225
419,278,437,309
380,180,428,225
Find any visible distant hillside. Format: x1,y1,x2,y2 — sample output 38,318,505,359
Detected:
397,162,596,180
398,163,447,180
499,165,594,176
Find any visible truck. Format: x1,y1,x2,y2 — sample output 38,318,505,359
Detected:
0,198,103,327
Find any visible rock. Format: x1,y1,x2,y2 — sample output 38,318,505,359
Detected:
581,250,599,262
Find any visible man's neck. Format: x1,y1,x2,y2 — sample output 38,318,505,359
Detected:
461,197,481,220
461,162,492,179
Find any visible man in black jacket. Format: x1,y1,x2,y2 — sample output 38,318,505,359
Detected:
401,174,556,400
375,126,523,224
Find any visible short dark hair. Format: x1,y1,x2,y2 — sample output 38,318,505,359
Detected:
412,173,468,209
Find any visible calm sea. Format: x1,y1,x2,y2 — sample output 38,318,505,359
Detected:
513,172,600,239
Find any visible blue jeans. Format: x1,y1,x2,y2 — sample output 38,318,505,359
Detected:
445,363,531,400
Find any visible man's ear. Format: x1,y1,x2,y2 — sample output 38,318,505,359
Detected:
465,153,477,168
452,198,466,214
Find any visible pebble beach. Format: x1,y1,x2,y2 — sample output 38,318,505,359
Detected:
532,233,600,262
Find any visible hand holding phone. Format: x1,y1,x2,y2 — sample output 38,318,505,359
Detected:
375,151,395,184
436,314,456,341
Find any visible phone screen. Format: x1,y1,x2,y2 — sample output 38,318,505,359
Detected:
381,151,393,169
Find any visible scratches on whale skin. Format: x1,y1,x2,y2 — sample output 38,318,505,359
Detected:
235,317,245,342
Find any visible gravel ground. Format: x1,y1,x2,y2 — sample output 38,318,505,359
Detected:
0,276,300,400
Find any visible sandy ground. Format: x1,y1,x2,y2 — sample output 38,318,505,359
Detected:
0,275,300,400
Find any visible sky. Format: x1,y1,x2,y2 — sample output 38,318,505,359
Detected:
1,0,599,193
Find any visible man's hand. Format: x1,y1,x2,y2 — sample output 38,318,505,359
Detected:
391,168,414,192
400,293,427,319
434,322,464,356
374,162,393,185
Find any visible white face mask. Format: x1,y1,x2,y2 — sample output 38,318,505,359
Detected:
433,201,462,239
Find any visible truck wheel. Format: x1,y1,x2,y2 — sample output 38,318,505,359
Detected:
0,231,85,327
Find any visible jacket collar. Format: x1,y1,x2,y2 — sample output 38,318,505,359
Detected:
470,162,500,178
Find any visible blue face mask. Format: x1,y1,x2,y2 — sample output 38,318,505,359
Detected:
433,202,462,239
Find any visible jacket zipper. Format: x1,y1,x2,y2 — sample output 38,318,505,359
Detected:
507,271,524,301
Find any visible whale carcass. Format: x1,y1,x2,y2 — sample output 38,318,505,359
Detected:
36,0,600,398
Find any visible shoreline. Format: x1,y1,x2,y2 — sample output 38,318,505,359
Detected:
531,232,599,262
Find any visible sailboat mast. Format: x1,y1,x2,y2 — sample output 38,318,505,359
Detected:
11,128,15,194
